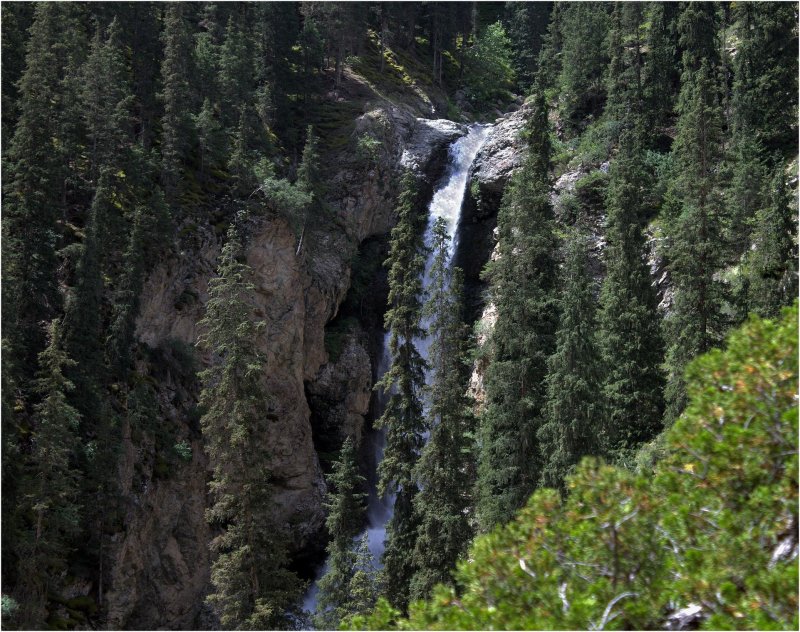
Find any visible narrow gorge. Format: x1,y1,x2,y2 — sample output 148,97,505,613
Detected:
2,3,796,631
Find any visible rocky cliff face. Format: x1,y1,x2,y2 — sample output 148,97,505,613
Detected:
455,103,528,319
101,73,466,629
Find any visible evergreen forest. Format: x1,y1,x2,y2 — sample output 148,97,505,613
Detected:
1,2,797,631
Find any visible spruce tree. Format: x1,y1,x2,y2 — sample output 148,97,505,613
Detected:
557,3,610,132
160,3,195,200
643,2,680,132
293,126,323,255
375,171,428,610
195,98,223,178
346,534,379,617
106,187,170,380
198,224,301,629
62,171,113,423
604,2,644,125
410,219,475,601
478,88,558,530
663,51,726,424
81,17,134,178
315,437,370,629
218,15,255,127
14,321,83,629
730,2,798,160
504,1,551,93
2,3,68,377
539,230,603,491
740,164,799,320
597,125,665,457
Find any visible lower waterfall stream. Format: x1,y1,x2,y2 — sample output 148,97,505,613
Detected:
302,123,492,622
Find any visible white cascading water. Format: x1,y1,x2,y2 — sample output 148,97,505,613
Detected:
302,123,492,620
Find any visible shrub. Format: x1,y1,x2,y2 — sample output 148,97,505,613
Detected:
173,440,192,462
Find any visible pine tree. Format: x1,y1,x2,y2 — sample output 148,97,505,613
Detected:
504,1,551,94
643,2,680,132
2,3,68,377
410,219,475,601
558,3,610,132
198,224,301,629
539,231,603,491
597,125,665,458
663,53,726,424
62,171,113,423
346,534,379,617
106,188,170,380
740,164,799,320
477,88,558,530
160,3,195,199
14,320,83,629
730,2,798,160
375,171,428,610
82,18,134,177
605,2,645,126
218,14,255,127
315,437,369,629
195,97,223,178
293,126,323,255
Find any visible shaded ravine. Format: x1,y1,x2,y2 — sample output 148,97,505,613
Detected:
302,124,492,620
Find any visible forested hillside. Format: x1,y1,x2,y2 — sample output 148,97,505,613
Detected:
1,2,797,631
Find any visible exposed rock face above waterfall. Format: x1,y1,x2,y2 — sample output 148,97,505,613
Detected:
401,118,465,174
470,103,530,196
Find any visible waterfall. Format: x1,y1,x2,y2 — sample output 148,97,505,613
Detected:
302,123,492,621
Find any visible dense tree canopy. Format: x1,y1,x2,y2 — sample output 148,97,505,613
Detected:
1,3,796,630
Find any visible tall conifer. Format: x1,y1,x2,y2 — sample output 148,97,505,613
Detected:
597,125,665,456
198,224,301,629
315,437,371,629
160,3,195,199
410,219,475,600
2,3,68,376
13,321,83,629
539,231,603,490
663,7,726,423
375,171,427,610
478,88,558,530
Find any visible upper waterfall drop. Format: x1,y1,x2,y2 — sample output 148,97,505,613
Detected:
366,122,492,561
302,122,492,623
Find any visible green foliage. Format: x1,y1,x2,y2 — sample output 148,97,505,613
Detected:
160,3,195,198
730,2,798,159
375,170,428,609
573,168,609,212
478,88,558,530
355,133,382,165
503,1,550,93
315,437,374,629
352,306,799,631
598,127,665,458
173,440,192,463
539,231,603,490
2,2,70,377
662,56,726,424
12,320,83,629
738,165,799,320
1,595,20,624
557,3,611,133
463,22,515,108
198,225,301,629
410,219,476,601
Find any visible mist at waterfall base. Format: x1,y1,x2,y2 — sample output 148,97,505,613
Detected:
301,124,492,620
